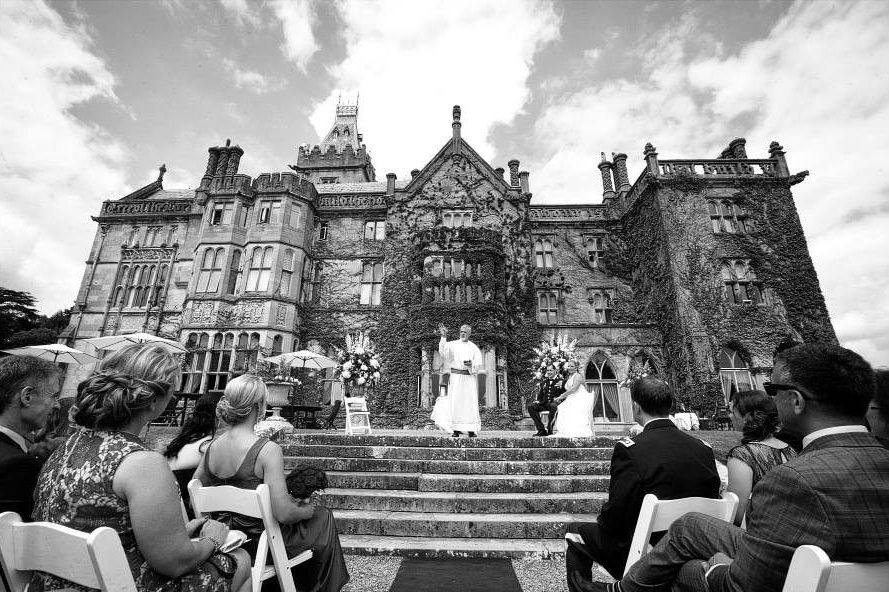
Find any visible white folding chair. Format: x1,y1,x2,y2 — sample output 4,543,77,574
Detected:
782,544,889,592
343,396,372,435
0,511,136,592
623,492,739,575
188,480,312,592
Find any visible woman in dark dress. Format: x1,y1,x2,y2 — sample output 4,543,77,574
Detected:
726,389,798,526
194,374,349,592
33,343,252,592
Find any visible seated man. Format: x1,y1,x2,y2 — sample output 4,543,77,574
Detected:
0,355,62,519
528,365,563,436
866,369,888,447
566,376,720,588
575,343,889,592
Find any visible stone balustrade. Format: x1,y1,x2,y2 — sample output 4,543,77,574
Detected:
658,159,778,177
101,200,193,217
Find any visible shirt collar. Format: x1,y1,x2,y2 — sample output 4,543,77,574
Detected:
643,417,671,428
0,424,30,453
802,425,868,449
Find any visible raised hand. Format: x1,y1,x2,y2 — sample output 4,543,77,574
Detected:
439,323,448,337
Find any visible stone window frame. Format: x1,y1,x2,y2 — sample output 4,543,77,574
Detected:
245,246,274,292
423,256,478,279
708,200,751,234
360,261,384,306
587,288,614,324
442,210,473,228
584,234,607,269
289,204,302,229
585,352,620,422
257,200,282,225
279,249,295,297
537,290,559,325
225,249,242,295
533,237,556,269
718,346,754,403
364,219,386,241
205,332,234,394
318,220,329,241
210,202,234,226
196,247,225,294
320,176,339,184
144,226,164,247
238,205,251,227
720,259,767,306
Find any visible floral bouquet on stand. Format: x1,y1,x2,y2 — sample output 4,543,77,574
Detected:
334,333,382,396
619,359,652,389
531,333,578,381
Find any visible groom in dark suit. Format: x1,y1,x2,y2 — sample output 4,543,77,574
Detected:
574,343,889,592
528,365,564,436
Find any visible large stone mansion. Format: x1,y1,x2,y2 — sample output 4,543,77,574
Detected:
60,103,835,424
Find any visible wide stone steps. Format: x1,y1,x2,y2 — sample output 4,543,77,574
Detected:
320,488,609,514
281,431,618,558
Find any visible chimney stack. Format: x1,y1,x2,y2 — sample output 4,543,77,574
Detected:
205,147,221,177
611,152,630,192
598,152,615,200
519,171,530,194
386,173,397,195
226,145,244,176
508,159,520,187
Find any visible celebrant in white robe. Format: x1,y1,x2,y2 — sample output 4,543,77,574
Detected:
438,324,483,436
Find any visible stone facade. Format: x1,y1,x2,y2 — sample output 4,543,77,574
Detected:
60,105,835,424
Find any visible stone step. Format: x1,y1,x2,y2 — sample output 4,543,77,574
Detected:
286,443,613,461
324,471,610,493
282,433,618,449
340,534,567,559
326,471,420,490
334,509,589,539
320,488,608,514
286,456,610,475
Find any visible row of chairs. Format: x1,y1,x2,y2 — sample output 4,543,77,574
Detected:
0,480,311,592
614,491,889,591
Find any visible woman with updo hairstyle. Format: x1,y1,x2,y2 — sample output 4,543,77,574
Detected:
195,374,349,592
32,343,251,592
726,389,798,526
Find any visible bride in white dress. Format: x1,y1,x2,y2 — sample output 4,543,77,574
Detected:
551,360,596,438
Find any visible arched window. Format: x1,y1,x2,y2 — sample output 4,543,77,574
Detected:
248,333,261,369
234,332,249,372
721,259,765,305
206,333,233,393
708,200,750,234
630,351,660,377
272,335,283,356
586,352,620,421
196,248,224,293
246,246,273,292
226,250,241,295
534,239,554,268
182,332,209,394
280,249,294,297
718,346,754,402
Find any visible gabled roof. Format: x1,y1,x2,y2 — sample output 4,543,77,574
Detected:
403,134,515,197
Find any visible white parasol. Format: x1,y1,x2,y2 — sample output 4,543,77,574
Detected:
1,344,99,364
84,332,187,354
264,350,337,370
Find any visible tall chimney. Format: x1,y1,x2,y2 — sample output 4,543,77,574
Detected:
508,159,520,187
205,147,220,177
226,145,244,176
519,171,530,194
612,152,630,192
386,172,397,195
598,152,615,200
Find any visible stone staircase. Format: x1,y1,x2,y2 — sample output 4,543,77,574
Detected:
281,432,619,558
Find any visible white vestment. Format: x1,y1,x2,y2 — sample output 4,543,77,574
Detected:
438,336,483,432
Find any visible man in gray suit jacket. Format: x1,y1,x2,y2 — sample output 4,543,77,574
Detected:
573,343,889,592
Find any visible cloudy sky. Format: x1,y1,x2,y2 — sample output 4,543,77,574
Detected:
1,0,887,365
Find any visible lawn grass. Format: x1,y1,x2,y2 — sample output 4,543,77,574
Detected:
690,429,741,463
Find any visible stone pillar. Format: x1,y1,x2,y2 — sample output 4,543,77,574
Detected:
386,173,396,195
598,152,615,200
729,138,748,159
769,141,789,177
508,159,520,187
519,171,530,194
420,348,433,409
644,143,659,175
612,152,631,192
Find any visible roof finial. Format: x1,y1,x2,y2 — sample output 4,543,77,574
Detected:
157,163,166,183
225,138,231,147
453,105,461,123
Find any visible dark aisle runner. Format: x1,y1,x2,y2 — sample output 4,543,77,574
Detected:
389,558,522,592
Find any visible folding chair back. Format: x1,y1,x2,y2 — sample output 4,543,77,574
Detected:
188,480,312,592
344,396,372,435
624,492,739,575
0,511,136,592
782,544,889,592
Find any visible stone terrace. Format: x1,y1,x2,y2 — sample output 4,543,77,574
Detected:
280,431,618,558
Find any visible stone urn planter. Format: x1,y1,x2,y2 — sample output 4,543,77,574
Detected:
264,381,293,420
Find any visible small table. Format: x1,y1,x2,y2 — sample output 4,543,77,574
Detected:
291,405,323,429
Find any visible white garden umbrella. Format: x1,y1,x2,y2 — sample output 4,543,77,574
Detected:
85,332,187,354
265,350,337,370
1,344,98,365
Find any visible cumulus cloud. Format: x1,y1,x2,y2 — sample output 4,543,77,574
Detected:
222,58,284,94
270,0,319,73
0,1,128,314
218,0,262,28
531,0,889,364
306,0,560,176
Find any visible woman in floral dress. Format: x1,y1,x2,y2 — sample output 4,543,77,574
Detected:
33,344,251,592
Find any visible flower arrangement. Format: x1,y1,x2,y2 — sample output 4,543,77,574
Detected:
619,359,653,388
334,333,382,389
531,333,578,380
254,417,294,441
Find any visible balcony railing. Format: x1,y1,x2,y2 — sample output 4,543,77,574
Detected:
658,159,778,177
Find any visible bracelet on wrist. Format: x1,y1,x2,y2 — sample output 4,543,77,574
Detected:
199,535,221,554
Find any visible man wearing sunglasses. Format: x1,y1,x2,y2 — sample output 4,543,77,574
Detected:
573,343,889,592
